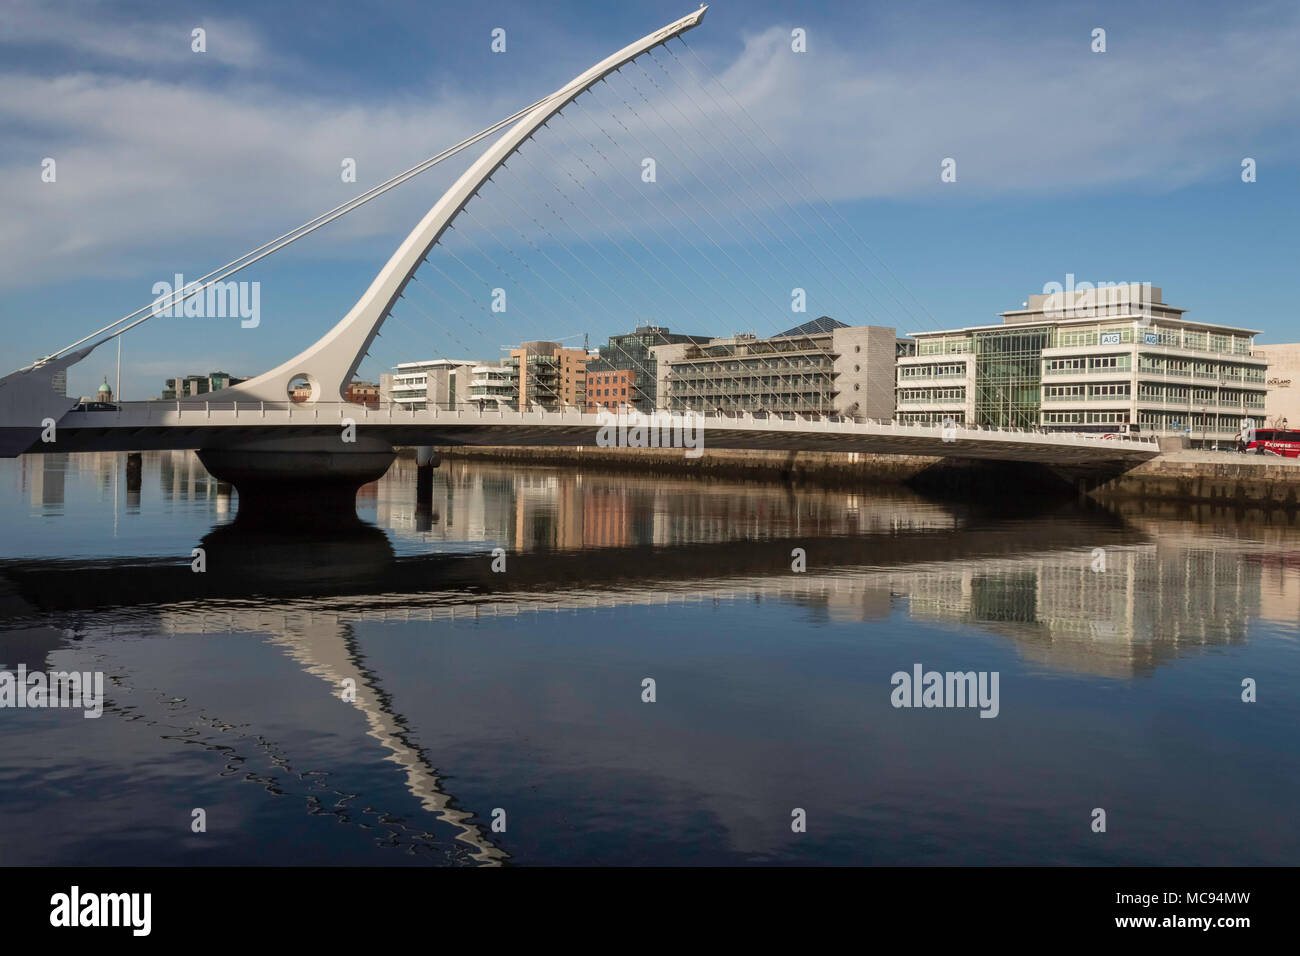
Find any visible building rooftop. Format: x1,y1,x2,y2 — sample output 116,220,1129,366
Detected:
393,358,479,370
775,316,847,337
907,314,1262,338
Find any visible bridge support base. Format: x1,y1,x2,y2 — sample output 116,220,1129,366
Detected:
415,445,440,531
196,435,396,525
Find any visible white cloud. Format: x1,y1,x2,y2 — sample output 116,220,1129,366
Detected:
0,0,265,67
1,3,1298,299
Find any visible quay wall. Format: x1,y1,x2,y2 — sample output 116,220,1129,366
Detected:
427,444,939,486
425,445,1300,508
1089,451,1300,508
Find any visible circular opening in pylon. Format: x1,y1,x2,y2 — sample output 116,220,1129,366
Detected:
287,373,317,404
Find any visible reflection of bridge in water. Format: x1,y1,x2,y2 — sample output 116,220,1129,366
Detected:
4,452,1296,862
9,455,1291,679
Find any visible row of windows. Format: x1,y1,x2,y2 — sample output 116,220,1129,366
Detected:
1045,355,1131,373
1137,411,1255,431
679,356,833,371
897,412,966,425
670,375,833,390
1138,358,1266,381
916,338,973,355
1043,384,1133,399
898,363,966,379
668,396,836,411
1042,411,1130,424
1137,385,1265,406
1051,327,1252,354
897,388,966,404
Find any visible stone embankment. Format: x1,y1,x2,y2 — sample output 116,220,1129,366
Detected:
429,444,1300,507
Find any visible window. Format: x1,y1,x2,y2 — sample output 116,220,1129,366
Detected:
1058,330,1097,347
1044,384,1085,399
1046,358,1085,373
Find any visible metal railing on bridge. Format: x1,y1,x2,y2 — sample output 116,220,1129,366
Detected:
60,399,1162,451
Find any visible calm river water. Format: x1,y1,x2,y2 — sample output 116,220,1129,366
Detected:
1,451,1297,865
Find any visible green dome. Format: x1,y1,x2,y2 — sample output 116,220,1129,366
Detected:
98,380,111,394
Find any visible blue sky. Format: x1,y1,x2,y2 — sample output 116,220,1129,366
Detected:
1,0,1298,399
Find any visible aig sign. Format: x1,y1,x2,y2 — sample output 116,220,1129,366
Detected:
1099,331,1123,345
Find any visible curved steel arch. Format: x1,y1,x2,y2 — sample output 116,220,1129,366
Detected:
224,5,708,405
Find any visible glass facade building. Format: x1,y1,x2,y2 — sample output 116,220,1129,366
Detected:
896,285,1269,446
585,325,711,413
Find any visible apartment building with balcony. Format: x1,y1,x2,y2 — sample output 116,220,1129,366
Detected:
505,341,588,411
649,317,899,419
468,363,515,409
380,359,478,411
895,284,1268,446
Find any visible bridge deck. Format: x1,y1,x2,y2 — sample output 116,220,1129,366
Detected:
36,402,1161,464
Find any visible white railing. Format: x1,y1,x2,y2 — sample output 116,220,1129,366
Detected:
56,401,1161,452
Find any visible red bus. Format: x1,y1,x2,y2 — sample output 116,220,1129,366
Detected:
1245,428,1300,457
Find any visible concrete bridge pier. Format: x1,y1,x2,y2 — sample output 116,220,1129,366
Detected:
415,445,440,531
125,451,142,491
196,434,396,524
125,450,143,511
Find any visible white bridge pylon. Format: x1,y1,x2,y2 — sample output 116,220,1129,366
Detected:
217,5,709,406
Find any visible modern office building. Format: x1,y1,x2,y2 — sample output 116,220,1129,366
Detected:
162,371,246,400
505,341,588,411
1253,343,1300,429
895,284,1268,446
650,317,899,419
584,325,711,413
381,359,478,411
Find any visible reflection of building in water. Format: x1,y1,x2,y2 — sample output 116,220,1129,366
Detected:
21,453,67,510
891,542,1259,677
140,535,1266,681
158,450,223,503
22,452,151,511
582,485,636,549
375,459,953,552
1253,552,1300,624
513,471,583,551
375,459,518,545
1107,503,1300,627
